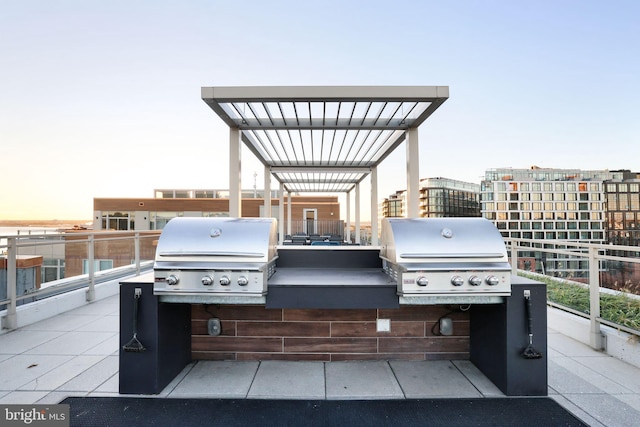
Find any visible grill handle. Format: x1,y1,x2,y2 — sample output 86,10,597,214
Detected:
158,251,265,258
399,253,506,259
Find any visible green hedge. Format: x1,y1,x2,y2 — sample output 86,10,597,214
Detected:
520,273,640,332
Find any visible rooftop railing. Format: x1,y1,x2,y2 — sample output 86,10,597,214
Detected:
1,230,160,330
505,237,640,348
2,229,639,347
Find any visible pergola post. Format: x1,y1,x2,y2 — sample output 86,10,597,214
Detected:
278,182,285,244
229,127,242,217
346,191,351,243
370,166,379,245
406,128,420,218
287,191,292,236
263,166,271,218
355,182,361,245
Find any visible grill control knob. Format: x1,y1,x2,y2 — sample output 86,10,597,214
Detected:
416,276,428,287
451,276,464,287
468,275,482,286
486,275,500,286
219,275,231,286
166,275,179,286
201,276,214,286
237,276,249,286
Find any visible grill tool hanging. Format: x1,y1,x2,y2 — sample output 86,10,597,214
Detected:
522,290,542,359
123,288,146,352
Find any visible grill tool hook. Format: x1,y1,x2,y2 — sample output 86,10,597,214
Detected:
522,290,542,359
123,288,146,352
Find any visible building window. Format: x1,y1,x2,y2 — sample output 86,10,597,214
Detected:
151,212,183,230
102,212,132,231
82,259,113,274
43,259,65,282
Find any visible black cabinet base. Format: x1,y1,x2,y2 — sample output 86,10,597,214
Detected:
119,282,191,394
470,278,548,396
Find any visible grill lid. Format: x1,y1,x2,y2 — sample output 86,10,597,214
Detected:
380,217,508,265
154,217,277,266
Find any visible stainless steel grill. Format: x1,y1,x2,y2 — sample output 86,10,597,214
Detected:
379,218,511,300
153,217,278,298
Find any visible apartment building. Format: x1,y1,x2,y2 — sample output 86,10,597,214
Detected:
380,177,480,219
480,166,627,278
603,171,640,246
93,189,341,235
480,167,621,243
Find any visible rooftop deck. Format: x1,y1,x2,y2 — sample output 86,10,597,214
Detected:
0,294,639,426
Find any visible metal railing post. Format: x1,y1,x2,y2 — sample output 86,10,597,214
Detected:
134,232,141,275
2,237,18,330
588,246,604,350
511,241,519,276
86,234,95,302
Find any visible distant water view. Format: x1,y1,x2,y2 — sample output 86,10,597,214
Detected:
0,226,62,249
0,221,89,248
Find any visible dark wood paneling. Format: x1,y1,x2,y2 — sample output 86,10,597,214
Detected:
192,336,282,353
192,305,282,321
329,322,378,337
284,309,376,321
378,337,469,353
237,321,330,337
190,304,471,361
284,338,377,353
192,320,237,336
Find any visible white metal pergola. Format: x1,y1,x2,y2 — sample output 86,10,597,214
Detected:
201,86,449,245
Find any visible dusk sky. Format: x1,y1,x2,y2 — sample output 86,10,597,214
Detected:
2,1,639,221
